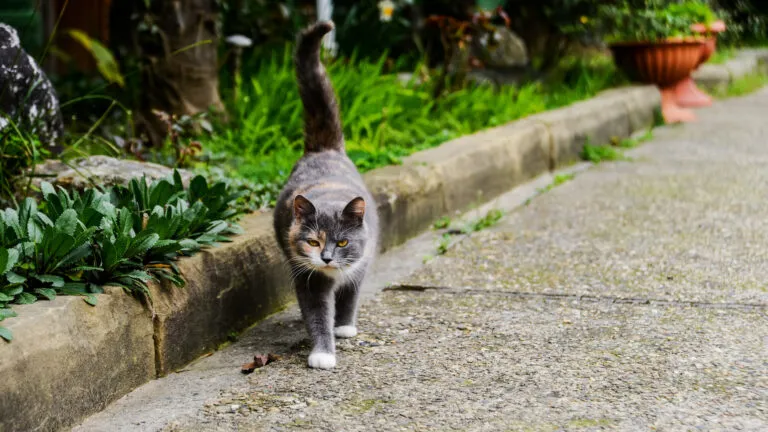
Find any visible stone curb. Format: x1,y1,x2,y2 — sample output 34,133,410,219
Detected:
693,48,768,90
0,85,660,431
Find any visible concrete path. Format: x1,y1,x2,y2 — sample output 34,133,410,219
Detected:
76,89,768,431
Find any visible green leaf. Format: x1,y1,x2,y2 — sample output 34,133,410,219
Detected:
1,286,23,296
40,181,56,198
189,176,209,202
70,265,103,272
34,288,56,301
0,326,12,342
83,294,98,306
149,180,175,207
36,213,54,230
149,239,182,256
0,292,13,302
0,247,18,273
54,243,92,271
66,29,125,86
35,274,65,287
178,239,200,250
6,272,26,284
126,232,159,258
173,170,184,190
45,232,76,262
0,308,17,319
59,282,88,295
16,292,37,304
124,270,154,282
55,209,79,236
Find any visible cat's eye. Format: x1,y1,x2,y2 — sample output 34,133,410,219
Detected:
307,239,320,247
337,239,348,247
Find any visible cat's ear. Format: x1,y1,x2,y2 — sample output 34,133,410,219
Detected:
293,195,316,221
342,197,365,225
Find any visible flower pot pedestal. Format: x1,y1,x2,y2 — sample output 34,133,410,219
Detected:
674,22,725,108
661,87,697,122
610,40,706,124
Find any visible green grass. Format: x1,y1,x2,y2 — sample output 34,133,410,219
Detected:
464,208,505,233
712,73,768,99
538,173,575,195
612,128,654,149
707,47,735,65
432,216,452,230
580,142,626,164
200,49,624,207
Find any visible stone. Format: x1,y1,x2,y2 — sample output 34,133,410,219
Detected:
529,86,658,168
0,287,155,432
0,23,64,151
150,212,293,375
471,25,528,69
26,155,194,191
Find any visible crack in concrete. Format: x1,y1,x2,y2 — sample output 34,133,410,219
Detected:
386,284,768,311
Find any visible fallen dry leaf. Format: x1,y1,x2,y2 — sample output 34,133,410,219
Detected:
253,354,269,367
241,353,281,374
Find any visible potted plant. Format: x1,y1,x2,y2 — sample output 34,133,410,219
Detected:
593,1,706,123
666,1,726,107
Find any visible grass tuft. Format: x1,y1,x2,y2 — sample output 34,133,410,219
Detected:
200,50,623,206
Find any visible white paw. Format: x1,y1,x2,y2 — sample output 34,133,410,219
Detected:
334,325,358,338
307,352,336,369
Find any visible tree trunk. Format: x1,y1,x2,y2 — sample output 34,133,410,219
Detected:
116,0,224,147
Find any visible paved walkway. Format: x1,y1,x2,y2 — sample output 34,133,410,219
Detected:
76,89,768,431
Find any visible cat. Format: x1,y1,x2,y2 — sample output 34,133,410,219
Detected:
273,21,379,370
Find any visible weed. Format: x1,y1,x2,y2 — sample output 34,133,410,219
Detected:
436,233,452,255
538,173,575,195
581,142,625,163
432,216,452,230
612,128,654,149
464,209,504,233
433,208,504,255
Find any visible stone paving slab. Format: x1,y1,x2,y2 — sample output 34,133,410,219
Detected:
161,291,767,431
76,86,768,432
402,90,768,305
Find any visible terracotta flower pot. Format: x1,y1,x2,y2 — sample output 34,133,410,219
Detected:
699,37,717,64
674,21,727,109
610,40,705,123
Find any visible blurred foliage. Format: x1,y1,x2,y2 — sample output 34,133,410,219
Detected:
589,1,713,43
712,0,768,45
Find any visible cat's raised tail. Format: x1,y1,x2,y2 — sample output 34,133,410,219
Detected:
295,21,344,153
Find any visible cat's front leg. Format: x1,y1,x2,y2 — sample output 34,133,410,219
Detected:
334,283,360,338
295,275,337,369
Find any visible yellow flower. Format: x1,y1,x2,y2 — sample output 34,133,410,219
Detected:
580,16,589,24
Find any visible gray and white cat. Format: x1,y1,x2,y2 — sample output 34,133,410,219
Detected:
273,21,379,370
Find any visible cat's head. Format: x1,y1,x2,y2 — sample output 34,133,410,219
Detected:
287,194,369,279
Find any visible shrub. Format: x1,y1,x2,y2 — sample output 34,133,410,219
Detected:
713,0,768,45
0,170,245,342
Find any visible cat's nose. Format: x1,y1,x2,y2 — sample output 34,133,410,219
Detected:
322,257,332,264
